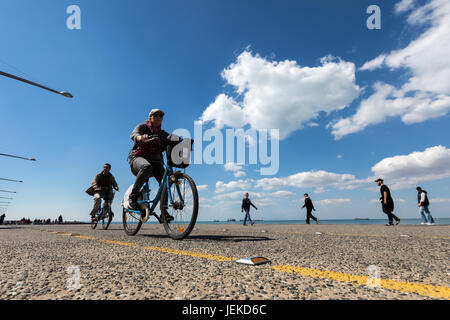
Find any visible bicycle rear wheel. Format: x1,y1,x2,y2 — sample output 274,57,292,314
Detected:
122,207,142,236
160,173,198,240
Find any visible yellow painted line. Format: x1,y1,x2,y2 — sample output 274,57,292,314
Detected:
46,230,449,299
73,235,97,240
99,239,137,246
144,246,236,262
272,265,450,300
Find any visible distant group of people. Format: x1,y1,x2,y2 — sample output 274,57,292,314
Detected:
240,180,436,226
0,215,63,225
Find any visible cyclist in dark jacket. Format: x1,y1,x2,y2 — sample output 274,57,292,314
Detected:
89,163,119,221
241,193,258,226
302,193,318,224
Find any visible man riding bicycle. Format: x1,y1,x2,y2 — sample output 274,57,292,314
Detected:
127,108,174,222
89,163,119,222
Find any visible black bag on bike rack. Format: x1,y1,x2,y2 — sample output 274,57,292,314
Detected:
166,138,193,169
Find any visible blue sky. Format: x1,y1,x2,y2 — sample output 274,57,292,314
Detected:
1,0,450,222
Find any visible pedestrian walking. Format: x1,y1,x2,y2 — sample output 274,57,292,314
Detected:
416,186,435,225
241,193,257,226
0,213,5,225
302,193,318,224
375,178,400,226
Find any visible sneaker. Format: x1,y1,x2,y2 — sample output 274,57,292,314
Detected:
425,222,432,225
420,222,426,225
128,193,140,211
251,221,255,226
385,223,394,226
396,219,401,225
316,219,319,225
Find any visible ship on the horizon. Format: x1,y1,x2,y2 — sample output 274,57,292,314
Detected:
227,218,236,222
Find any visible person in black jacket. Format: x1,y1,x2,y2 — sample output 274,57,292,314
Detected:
302,193,318,224
375,178,400,226
241,193,258,226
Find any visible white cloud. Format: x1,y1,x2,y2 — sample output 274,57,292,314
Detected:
432,198,450,203
272,190,295,197
314,186,326,194
201,50,361,139
330,82,450,139
215,179,254,193
214,190,263,201
359,54,387,71
371,145,450,189
199,94,247,129
333,0,450,139
316,198,351,206
395,0,416,13
197,185,208,191
224,162,246,178
255,170,367,191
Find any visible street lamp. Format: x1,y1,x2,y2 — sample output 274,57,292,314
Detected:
0,178,23,183
0,153,36,161
0,70,73,98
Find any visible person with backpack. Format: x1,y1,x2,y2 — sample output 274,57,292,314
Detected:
416,186,435,225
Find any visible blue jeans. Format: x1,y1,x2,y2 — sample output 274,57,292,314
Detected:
420,206,434,223
243,208,253,225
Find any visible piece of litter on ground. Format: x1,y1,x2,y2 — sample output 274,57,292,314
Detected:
315,232,323,235
400,234,410,238
222,229,228,232
261,230,267,233
236,256,271,266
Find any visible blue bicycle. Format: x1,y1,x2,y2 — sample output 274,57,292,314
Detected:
91,191,115,230
122,138,198,240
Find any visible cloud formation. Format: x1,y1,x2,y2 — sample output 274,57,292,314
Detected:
371,145,450,189
201,51,361,139
331,0,450,139
224,162,246,178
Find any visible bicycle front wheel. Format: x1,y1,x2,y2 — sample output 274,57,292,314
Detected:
91,217,98,229
160,173,198,240
102,211,113,230
122,207,142,236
